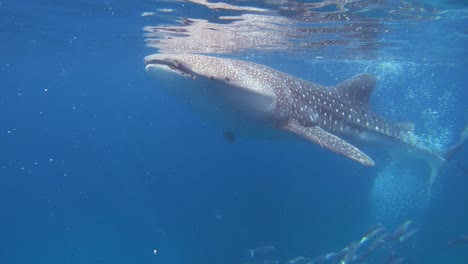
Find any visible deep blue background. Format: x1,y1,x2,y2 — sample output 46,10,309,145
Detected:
0,1,467,263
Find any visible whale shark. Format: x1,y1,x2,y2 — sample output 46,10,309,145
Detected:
144,54,465,170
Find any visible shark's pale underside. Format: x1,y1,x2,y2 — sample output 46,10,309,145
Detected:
144,54,462,167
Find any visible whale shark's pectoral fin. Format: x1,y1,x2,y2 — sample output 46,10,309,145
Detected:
284,122,375,167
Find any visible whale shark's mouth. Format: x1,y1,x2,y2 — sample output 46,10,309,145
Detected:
145,58,195,79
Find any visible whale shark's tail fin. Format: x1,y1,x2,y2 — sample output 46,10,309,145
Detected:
427,160,441,200
426,124,468,198
443,124,468,161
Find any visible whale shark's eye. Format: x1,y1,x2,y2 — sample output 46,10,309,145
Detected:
225,77,231,82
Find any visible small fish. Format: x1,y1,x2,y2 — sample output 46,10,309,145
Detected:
262,260,280,264
354,232,388,261
448,235,468,246
287,256,311,264
386,220,413,242
399,228,419,242
141,12,155,17
157,8,173,13
248,245,276,258
360,224,386,244
384,252,405,264
310,252,338,264
336,241,359,264
386,257,405,264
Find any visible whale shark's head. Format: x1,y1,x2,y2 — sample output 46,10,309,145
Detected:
144,54,287,127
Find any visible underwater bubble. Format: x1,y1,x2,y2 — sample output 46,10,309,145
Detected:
369,162,429,224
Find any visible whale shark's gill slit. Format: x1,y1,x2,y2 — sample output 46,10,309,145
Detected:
172,60,196,79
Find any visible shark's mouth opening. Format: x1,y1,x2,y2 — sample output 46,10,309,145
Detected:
145,58,195,79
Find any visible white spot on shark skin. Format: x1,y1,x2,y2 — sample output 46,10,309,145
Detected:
309,115,314,122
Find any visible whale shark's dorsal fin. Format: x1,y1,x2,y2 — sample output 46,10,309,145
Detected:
332,74,377,107
284,121,375,166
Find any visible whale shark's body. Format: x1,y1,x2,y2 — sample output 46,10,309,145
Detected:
144,53,465,174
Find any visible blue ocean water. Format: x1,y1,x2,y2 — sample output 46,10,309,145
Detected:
0,0,467,264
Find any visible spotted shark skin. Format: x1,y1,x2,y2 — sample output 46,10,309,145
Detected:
143,54,419,166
